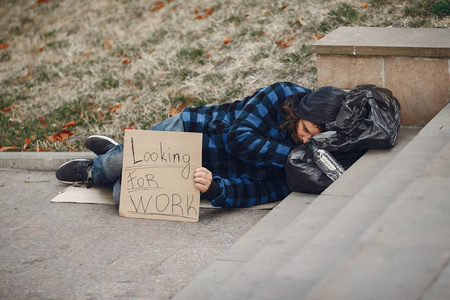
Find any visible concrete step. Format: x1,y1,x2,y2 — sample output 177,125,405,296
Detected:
422,257,450,300
172,194,317,299
173,127,419,300
306,142,450,300
172,192,317,300
204,128,419,300
248,104,450,300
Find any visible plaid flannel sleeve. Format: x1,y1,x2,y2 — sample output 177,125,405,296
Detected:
226,82,311,169
209,175,291,208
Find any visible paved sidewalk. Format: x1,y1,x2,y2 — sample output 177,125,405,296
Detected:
0,169,268,299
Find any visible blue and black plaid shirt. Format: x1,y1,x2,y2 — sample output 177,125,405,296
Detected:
181,82,312,208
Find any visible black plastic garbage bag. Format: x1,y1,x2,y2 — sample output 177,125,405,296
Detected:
286,145,366,194
286,84,401,194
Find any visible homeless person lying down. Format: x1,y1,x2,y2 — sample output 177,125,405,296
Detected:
56,82,346,208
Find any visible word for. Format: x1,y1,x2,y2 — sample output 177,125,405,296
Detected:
131,137,191,179
126,170,160,190
128,193,198,220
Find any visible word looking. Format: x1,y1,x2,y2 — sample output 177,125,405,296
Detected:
131,137,191,179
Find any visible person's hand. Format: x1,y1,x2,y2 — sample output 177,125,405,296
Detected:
193,167,213,193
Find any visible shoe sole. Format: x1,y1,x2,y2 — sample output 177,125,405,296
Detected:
86,135,119,146
56,159,92,185
85,135,119,155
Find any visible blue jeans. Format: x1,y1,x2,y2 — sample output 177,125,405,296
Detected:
91,114,185,204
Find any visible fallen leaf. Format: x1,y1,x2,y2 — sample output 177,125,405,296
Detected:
97,112,105,121
0,146,20,152
169,102,191,117
109,104,122,113
62,120,77,128
122,59,131,64
151,1,164,12
122,125,134,131
59,133,70,140
223,36,230,44
58,130,73,140
315,33,325,40
1,104,17,113
361,3,368,8
23,137,32,150
277,35,296,48
195,8,214,19
104,41,112,50
169,107,182,117
277,40,286,48
39,47,44,52
52,133,62,141
36,0,50,3
0,43,9,50
281,5,288,9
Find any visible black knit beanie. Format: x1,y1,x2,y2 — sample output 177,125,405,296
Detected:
290,86,346,127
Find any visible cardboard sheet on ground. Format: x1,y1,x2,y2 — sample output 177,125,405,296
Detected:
51,185,280,210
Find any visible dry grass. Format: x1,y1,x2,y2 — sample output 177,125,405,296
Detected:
0,0,448,151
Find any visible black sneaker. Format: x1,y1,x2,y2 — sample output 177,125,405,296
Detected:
56,159,93,188
85,135,119,155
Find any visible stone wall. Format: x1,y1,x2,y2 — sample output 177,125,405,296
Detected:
311,27,450,126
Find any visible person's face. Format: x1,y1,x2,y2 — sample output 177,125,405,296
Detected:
296,119,322,144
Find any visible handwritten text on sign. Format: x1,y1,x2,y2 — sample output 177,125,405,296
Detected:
119,130,202,222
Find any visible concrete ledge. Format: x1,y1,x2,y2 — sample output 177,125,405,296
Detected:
0,152,95,171
311,27,450,58
311,27,450,126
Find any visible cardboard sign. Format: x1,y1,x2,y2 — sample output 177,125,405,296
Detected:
119,130,202,222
